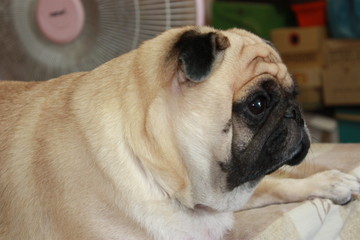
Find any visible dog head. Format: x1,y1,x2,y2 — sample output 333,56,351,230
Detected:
129,26,310,212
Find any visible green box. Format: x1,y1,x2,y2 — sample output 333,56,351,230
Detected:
213,2,296,40
336,108,360,143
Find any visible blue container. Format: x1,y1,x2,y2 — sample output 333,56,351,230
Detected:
327,0,360,38
336,108,360,143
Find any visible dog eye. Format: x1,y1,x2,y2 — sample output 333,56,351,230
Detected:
248,96,268,115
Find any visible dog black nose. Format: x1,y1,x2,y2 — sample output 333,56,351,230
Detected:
284,106,304,126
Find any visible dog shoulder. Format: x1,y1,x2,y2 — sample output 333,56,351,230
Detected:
0,81,38,101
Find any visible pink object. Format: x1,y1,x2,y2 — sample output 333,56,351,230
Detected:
195,0,205,26
36,0,85,44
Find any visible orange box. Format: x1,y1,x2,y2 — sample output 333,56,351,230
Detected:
291,1,326,27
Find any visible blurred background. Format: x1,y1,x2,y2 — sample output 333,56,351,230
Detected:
211,0,360,144
0,0,359,143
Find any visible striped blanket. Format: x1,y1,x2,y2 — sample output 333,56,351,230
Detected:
230,144,360,240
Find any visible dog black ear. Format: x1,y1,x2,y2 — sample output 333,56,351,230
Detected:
174,30,230,83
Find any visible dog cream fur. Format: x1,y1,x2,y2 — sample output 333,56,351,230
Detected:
0,26,359,240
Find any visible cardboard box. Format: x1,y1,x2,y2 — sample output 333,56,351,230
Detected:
271,27,326,67
322,66,360,105
297,88,322,110
322,39,360,105
288,67,323,110
325,39,360,66
290,67,322,88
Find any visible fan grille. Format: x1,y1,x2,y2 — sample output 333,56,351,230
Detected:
0,0,203,81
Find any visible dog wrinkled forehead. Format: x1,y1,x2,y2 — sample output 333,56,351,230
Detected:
224,28,294,89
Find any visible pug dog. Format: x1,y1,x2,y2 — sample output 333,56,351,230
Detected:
0,26,359,240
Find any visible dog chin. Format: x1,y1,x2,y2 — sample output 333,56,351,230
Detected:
264,129,310,176
213,135,309,213
195,179,262,212
286,133,310,166
209,134,310,213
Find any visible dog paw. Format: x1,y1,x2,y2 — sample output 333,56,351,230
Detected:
307,170,360,205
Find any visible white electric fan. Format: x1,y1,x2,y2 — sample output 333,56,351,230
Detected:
0,0,204,81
